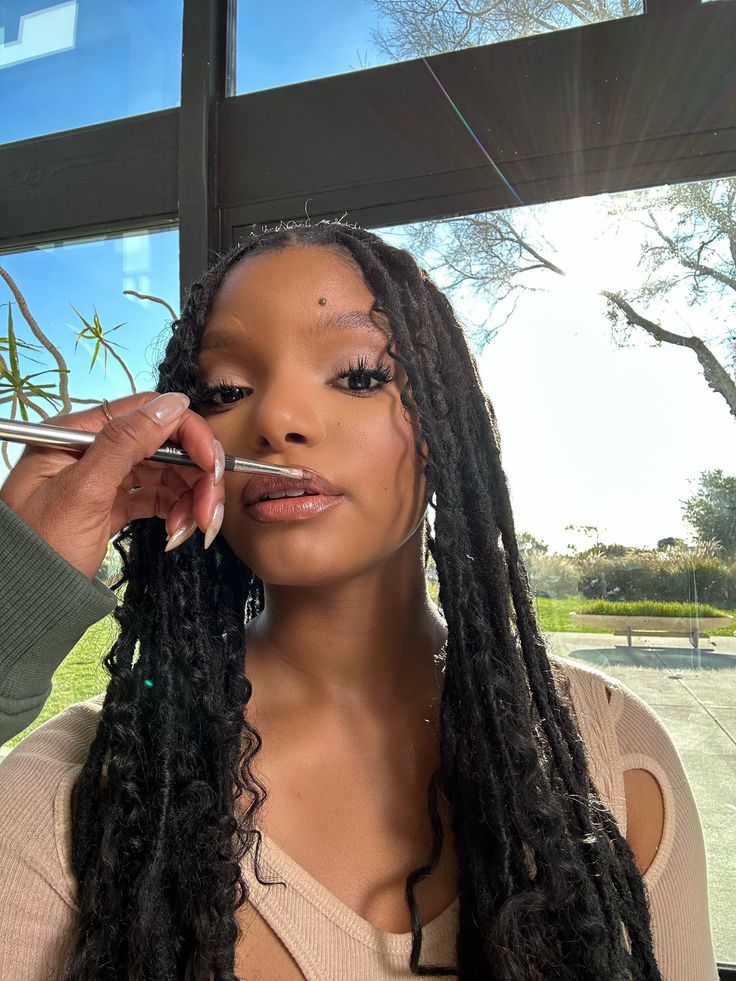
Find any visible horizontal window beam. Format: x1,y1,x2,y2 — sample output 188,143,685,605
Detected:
0,109,179,253
1,2,735,255
220,3,736,234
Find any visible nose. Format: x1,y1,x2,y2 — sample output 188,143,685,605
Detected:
248,375,326,452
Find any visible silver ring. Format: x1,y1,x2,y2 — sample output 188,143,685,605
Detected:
101,399,113,422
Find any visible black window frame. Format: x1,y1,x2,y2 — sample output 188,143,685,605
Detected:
0,1,735,970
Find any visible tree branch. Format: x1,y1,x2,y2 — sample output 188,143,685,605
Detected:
648,212,736,293
107,345,138,393
601,290,736,420
123,290,178,322
0,267,72,411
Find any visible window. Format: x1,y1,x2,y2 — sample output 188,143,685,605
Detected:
233,0,642,96
0,227,178,750
378,176,736,961
0,1,183,145
0,225,179,560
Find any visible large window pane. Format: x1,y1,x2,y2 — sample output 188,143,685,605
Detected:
234,0,642,96
379,176,736,963
0,225,179,692
0,226,179,474
0,1,183,145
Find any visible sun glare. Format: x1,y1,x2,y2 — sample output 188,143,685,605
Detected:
547,196,646,299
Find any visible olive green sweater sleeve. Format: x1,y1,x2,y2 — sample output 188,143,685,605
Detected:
0,499,117,746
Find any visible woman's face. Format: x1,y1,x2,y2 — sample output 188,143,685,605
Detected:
195,244,428,586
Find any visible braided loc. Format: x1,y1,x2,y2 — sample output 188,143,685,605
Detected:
61,218,662,980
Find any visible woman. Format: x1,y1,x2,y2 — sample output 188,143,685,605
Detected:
0,220,718,979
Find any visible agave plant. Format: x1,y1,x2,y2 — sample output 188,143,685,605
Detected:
0,301,68,422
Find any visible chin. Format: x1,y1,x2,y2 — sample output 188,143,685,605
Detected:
239,543,388,590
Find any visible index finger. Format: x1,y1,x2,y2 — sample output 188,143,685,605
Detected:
160,408,222,483
43,392,162,433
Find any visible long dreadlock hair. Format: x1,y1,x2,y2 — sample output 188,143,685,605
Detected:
61,219,663,980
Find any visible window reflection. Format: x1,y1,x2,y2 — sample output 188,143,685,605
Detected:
0,1,183,145
378,177,736,962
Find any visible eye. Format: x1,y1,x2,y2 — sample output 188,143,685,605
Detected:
193,377,249,411
335,356,395,395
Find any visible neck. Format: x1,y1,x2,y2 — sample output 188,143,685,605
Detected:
243,548,447,711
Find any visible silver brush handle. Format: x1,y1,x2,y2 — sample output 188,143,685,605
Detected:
0,417,305,478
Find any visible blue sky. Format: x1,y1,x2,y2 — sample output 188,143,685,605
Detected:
0,0,389,145
1,1,731,552
0,227,180,403
235,0,389,95
1,1,182,144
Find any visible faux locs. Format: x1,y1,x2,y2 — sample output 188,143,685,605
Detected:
62,220,662,980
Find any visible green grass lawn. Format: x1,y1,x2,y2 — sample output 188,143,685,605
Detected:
534,596,736,636
3,616,119,751
428,583,736,637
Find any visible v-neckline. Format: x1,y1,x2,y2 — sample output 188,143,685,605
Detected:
250,827,460,951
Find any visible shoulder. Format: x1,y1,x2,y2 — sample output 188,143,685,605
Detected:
548,654,624,755
0,695,105,908
549,656,682,881
548,652,622,704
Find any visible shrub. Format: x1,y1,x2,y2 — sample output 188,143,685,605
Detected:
576,544,736,606
525,552,579,598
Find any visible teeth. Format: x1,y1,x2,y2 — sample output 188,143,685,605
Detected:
261,489,308,501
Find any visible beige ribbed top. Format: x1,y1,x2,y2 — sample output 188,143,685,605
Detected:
0,656,719,980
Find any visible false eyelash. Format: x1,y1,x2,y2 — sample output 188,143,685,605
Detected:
192,356,395,411
337,355,395,394
193,376,246,410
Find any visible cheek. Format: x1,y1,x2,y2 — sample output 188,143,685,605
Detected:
354,402,425,526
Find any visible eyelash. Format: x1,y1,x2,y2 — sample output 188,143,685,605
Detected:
194,356,395,410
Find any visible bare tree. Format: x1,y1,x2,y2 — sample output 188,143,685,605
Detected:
368,0,736,420
368,0,642,58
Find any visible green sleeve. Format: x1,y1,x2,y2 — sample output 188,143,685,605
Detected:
0,499,118,746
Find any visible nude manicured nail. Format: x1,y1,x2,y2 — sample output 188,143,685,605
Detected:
204,502,224,550
213,439,225,486
143,392,190,425
164,517,198,552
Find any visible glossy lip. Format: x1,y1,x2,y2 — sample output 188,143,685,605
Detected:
245,493,344,523
242,470,342,507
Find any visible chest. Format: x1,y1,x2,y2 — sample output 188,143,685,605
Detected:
233,722,459,980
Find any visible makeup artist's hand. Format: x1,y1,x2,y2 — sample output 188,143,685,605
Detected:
0,392,226,581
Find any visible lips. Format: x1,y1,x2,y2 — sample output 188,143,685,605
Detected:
242,470,342,507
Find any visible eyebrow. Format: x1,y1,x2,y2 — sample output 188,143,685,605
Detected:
199,308,389,354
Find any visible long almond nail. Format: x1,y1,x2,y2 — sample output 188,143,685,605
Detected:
204,502,224,550
142,392,190,425
213,439,225,486
164,517,198,552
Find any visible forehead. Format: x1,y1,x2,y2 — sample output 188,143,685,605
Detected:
200,244,390,352
211,245,372,312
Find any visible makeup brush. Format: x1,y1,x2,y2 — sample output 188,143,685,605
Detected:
0,417,306,479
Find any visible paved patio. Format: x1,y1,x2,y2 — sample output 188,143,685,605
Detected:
546,631,736,965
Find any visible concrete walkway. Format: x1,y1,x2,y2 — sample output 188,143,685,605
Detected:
546,631,735,964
